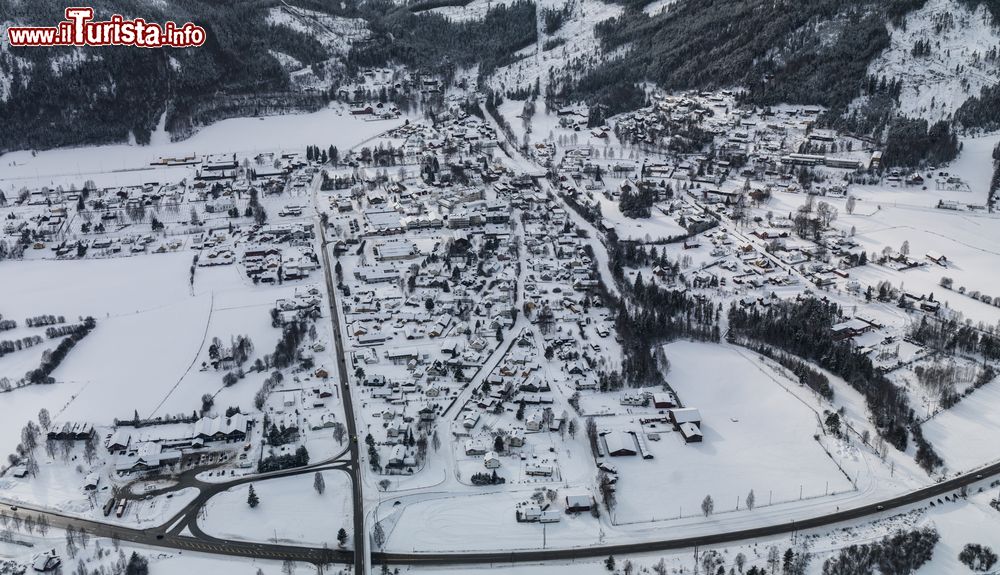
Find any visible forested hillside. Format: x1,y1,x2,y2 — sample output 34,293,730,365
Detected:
346,0,536,82
0,0,536,152
0,0,354,151
565,0,922,116
3,0,999,155
547,0,1000,166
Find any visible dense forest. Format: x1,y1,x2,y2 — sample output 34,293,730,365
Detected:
881,118,960,168
955,83,1000,132
345,0,536,82
0,0,349,151
605,232,720,388
0,0,537,151
821,527,939,575
565,0,923,116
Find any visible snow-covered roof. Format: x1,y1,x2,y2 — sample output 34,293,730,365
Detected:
603,431,637,455
193,414,247,438
670,408,702,424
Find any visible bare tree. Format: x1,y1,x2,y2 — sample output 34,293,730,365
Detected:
585,417,598,456
701,494,714,517
313,472,326,495
83,435,97,464
60,440,73,462
735,552,747,572
65,528,78,559
37,409,51,431
767,545,781,574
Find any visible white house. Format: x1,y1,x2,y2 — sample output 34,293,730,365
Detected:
484,451,501,469
465,438,489,455
564,489,593,512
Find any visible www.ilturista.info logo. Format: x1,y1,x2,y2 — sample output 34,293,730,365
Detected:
7,7,206,48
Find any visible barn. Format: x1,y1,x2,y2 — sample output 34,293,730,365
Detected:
602,431,638,457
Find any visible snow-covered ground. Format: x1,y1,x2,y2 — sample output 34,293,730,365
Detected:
0,105,402,192
922,379,1000,473
382,489,604,553
265,6,368,55
865,0,1000,122
609,341,855,523
199,470,352,548
642,0,679,16
488,0,623,93
0,253,197,456
0,534,309,575
427,0,526,22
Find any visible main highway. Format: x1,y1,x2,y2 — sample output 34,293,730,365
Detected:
318,222,366,575
374,459,1000,565
4,450,998,568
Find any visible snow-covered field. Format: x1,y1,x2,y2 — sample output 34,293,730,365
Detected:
0,106,402,192
199,470,352,548
382,489,604,553
642,0,679,16
609,341,855,523
0,249,342,461
0,253,197,456
922,379,1000,473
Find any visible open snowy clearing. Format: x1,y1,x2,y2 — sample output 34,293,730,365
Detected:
921,378,1000,473
199,470,352,548
0,253,197,455
381,489,603,553
0,252,338,458
0,104,402,191
608,342,854,524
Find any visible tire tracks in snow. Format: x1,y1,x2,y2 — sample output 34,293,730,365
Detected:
146,291,215,419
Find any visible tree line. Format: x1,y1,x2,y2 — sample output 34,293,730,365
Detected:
727,298,921,459
26,317,97,385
